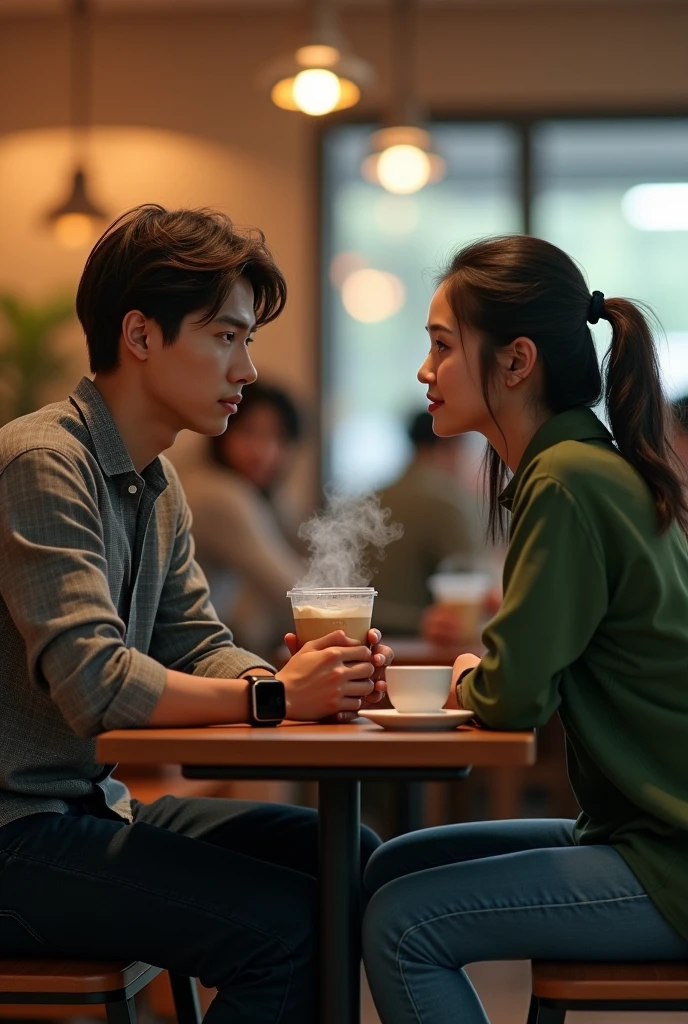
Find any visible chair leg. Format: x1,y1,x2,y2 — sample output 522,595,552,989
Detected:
106,996,138,1024
531,1001,566,1024
169,972,202,1024
526,995,539,1024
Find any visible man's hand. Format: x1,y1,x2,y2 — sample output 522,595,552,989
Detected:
283,627,393,722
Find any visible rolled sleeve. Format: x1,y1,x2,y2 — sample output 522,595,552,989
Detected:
0,449,168,737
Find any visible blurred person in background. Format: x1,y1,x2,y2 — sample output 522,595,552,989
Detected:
180,382,306,659
371,410,483,636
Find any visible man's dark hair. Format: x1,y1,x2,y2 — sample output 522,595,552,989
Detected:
76,204,287,373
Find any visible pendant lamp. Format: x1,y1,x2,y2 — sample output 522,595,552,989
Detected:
44,0,107,248
362,0,444,195
261,0,374,117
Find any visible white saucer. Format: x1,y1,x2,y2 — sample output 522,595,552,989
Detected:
359,709,474,731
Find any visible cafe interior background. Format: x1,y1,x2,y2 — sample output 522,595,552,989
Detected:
1,1,687,1022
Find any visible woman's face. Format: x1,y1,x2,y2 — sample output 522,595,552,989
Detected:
220,402,293,490
418,284,491,437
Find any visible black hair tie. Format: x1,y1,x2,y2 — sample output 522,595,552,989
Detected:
588,290,607,325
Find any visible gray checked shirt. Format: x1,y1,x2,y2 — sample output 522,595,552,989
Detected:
0,377,272,828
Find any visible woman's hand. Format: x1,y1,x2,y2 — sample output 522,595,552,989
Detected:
283,627,393,722
444,652,481,709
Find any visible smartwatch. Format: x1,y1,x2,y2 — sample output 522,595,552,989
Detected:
245,675,286,727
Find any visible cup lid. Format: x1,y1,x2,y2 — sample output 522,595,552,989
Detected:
287,587,377,597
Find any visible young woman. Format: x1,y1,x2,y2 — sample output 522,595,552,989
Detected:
362,235,688,1023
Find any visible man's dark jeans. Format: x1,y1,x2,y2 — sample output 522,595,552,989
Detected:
0,795,380,1023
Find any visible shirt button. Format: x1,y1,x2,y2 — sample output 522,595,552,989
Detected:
128,484,138,495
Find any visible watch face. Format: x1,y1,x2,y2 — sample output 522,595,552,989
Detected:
254,680,286,721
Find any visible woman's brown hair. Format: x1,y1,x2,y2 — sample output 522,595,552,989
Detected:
438,235,688,540
76,204,287,373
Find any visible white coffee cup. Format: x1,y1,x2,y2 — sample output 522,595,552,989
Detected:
385,665,453,713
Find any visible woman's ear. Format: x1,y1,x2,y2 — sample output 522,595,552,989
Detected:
495,336,538,388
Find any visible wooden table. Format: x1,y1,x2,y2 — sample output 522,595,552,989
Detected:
97,721,535,1024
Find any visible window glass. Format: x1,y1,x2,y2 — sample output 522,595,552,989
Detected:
532,119,688,400
322,122,521,493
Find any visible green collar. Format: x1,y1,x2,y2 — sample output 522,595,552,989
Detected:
499,407,614,510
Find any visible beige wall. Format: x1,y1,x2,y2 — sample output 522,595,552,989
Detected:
1,2,687,494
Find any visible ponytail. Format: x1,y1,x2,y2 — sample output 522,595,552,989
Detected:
603,297,688,534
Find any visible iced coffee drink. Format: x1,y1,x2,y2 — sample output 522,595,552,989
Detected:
287,588,377,646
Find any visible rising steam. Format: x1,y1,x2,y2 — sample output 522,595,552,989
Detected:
296,489,403,589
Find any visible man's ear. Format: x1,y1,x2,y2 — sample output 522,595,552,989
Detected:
494,336,538,388
121,310,150,363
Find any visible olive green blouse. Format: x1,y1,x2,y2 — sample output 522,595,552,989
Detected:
461,407,688,940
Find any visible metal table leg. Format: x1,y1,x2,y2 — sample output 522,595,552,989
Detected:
318,779,361,1024
395,781,426,835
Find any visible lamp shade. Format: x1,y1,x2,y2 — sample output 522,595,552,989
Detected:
362,126,445,195
45,167,108,248
261,34,374,116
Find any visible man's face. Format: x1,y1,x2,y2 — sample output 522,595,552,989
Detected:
141,275,258,436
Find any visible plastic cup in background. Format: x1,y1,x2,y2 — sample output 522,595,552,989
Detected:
427,571,492,637
385,665,454,713
286,587,377,646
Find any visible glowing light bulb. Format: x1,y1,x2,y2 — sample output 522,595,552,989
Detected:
376,144,431,195
292,68,341,116
53,212,96,248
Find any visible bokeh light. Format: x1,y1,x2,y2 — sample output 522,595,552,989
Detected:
341,268,406,323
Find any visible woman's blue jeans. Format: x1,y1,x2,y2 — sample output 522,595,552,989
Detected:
362,818,688,1024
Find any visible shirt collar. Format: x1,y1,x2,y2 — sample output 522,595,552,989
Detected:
69,376,168,492
498,406,614,511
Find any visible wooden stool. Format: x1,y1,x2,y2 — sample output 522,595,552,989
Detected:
0,960,201,1024
528,960,688,1022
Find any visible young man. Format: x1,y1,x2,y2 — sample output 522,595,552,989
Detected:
0,205,389,1024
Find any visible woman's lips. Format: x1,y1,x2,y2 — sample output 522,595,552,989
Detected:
428,399,444,413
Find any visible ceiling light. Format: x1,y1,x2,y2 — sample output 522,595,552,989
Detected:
361,0,444,195
261,0,374,116
46,168,107,249
622,183,688,231
43,0,107,246
363,127,445,196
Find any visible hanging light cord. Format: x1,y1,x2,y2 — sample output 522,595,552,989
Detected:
69,0,92,163
391,0,415,126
